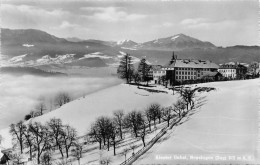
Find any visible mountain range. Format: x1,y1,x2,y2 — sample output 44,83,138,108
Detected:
1,28,259,68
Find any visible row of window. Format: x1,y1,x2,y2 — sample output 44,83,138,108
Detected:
219,69,236,73
153,71,166,74
176,68,211,71
176,71,196,75
176,76,197,80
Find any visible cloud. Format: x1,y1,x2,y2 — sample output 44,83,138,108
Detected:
1,4,71,29
180,18,211,29
81,7,146,22
59,21,80,29
0,74,121,129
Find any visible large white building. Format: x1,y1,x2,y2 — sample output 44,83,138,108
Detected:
149,65,166,84
162,53,219,84
218,64,237,79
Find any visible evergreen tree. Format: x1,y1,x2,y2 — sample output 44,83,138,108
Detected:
117,53,134,84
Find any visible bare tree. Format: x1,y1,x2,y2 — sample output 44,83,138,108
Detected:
178,87,196,110
29,122,51,164
88,124,102,150
113,110,124,139
139,115,147,147
61,125,77,158
147,103,161,128
23,127,34,160
47,118,65,157
162,106,174,127
121,148,130,162
129,144,137,155
108,120,120,155
35,102,46,116
9,121,26,153
144,108,152,131
71,142,83,165
94,116,111,149
173,100,186,119
124,110,143,138
55,92,71,107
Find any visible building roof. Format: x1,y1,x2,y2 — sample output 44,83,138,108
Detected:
219,64,236,69
150,65,163,71
201,71,220,77
164,59,219,69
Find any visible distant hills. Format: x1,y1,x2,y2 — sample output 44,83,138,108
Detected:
1,28,259,68
0,66,67,77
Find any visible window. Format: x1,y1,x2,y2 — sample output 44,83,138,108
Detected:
182,76,184,79
188,76,190,79
185,76,187,79
182,71,184,75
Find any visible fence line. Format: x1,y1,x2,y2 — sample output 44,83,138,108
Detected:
119,118,179,165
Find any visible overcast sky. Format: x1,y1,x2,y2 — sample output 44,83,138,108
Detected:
1,0,259,46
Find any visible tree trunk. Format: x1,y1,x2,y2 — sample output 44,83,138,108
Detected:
107,138,110,151
148,121,151,131
20,140,23,154
99,140,102,150
29,145,32,160
167,120,170,127
119,125,123,139
113,142,116,156
58,145,64,157
66,147,69,158
142,136,145,147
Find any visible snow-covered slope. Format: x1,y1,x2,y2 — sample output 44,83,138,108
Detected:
0,84,175,149
134,79,259,164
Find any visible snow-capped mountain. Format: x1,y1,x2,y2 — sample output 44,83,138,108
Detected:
139,34,216,50
2,28,259,67
116,39,138,47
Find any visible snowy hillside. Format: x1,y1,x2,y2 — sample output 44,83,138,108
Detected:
134,79,259,164
1,79,259,164
0,84,175,149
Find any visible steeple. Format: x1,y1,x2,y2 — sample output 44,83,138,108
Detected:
170,51,177,64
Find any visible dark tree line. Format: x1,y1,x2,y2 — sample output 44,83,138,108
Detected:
117,54,152,86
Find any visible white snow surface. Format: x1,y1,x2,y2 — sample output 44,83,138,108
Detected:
0,84,175,149
36,54,76,64
1,79,259,164
78,52,112,60
8,54,27,63
171,35,179,41
22,44,34,47
117,39,130,45
134,79,259,164
121,47,137,50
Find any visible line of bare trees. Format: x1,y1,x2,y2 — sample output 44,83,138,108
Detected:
9,118,78,164
88,87,205,157
24,92,72,121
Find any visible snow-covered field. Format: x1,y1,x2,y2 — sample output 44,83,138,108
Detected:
1,79,259,164
134,79,259,164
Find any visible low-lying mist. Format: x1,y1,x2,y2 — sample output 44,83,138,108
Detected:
0,74,122,129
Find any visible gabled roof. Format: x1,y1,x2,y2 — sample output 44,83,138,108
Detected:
150,65,163,71
201,71,220,77
164,59,219,69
